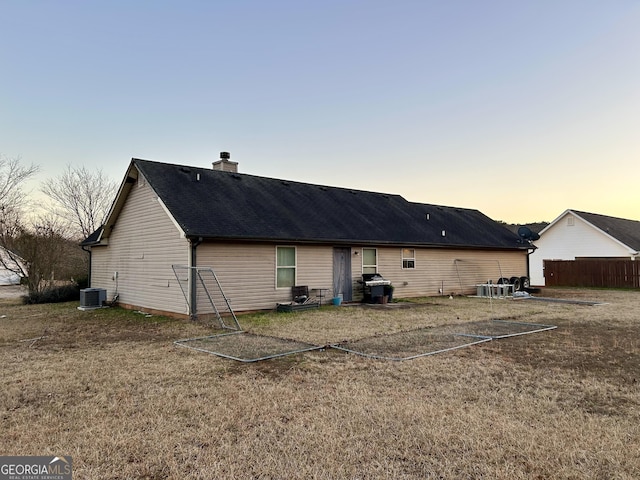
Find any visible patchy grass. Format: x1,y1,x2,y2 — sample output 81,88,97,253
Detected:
1,288,639,479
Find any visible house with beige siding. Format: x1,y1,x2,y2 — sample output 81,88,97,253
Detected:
82,155,532,318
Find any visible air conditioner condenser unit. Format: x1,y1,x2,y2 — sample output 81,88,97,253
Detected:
78,288,107,310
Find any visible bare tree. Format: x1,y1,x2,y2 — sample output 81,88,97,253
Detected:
0,156,88,298
0,154,40,218
41,165,118,240
3,215,71,295
0,211,88,299
0,154,40,281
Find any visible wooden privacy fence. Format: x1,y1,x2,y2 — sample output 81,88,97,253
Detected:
544,259,640,288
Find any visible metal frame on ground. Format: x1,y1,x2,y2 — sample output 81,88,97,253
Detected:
330,319,557,361
330,333,492,361
174,331,324,363
514,296,606,306
174,319,557,363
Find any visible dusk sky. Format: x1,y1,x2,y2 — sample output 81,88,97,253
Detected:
2,1,638,224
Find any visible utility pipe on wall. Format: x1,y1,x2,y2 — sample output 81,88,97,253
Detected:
188,237,203,320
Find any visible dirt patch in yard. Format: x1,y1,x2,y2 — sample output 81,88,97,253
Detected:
0,301,210,349
481,318,640,384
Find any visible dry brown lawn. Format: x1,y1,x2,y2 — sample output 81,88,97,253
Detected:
1,288,639,479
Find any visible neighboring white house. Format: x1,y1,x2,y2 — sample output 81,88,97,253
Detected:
0,247,26,285
529,209,640,286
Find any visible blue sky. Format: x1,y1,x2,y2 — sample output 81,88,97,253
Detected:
2,1,638,223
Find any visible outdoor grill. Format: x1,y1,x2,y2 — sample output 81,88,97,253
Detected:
363,274,392,287
361,274,392,303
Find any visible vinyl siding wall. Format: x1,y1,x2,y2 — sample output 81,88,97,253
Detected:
196,242,527,312
358,247,527,298
529,213,634,286
195,243,334,312
91,175,189,314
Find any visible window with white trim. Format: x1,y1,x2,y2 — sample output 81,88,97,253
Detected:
276,246,296,288
402,248,416,269
362,248,377,274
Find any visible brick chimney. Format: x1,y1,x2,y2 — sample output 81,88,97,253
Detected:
212,151,238,173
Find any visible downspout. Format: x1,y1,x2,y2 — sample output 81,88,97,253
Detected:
526,244,538,283
188,237,203,320
81,245,92,286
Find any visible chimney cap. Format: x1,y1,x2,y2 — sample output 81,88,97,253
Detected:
213,151,238,172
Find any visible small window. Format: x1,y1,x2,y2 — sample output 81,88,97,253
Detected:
362,248,377,274
402,248,415,269
276,246,296,288
567,216,574,226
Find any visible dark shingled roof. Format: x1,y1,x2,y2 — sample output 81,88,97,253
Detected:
97,158,526,250
572,210,640,251
80,227,102,246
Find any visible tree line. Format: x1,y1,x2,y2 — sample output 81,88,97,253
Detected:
0,153,118,301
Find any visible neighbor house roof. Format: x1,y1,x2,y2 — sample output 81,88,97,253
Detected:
549,210,640,252
86,158,526,250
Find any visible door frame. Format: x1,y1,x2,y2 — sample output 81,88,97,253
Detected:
333,247,353,301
